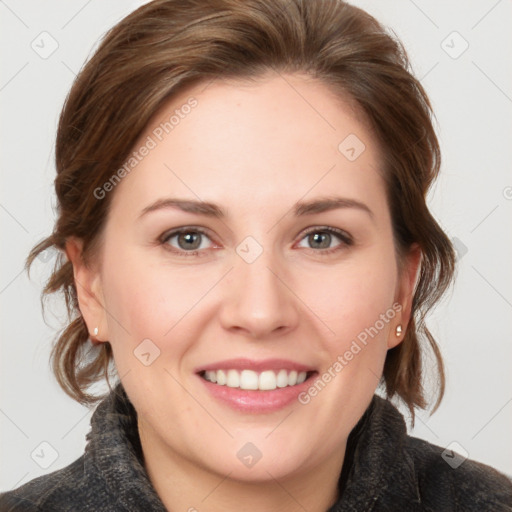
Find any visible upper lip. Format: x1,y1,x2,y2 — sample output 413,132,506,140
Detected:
195,358,317,374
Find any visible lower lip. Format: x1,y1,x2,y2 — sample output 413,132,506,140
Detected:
198,373,316,413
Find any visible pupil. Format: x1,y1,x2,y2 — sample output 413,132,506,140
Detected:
310,232,330,249
179,232,200,250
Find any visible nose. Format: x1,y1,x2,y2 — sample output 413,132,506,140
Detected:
218,250,300,340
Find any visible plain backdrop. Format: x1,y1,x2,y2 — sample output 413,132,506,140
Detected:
1,0,511,492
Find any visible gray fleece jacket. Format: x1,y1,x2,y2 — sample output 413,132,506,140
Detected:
1,383,511,511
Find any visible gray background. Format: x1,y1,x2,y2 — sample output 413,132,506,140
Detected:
1,0,511,491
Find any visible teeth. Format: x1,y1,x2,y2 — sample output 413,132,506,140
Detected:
216,369,227,385
259,370,276,390
240,370,259,390
276,369,288,388
226,369,240,388
202,369,310,390
204,370,217,383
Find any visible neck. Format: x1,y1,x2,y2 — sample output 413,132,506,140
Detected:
138,419,346,512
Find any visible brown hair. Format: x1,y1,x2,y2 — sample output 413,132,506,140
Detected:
27,0,455,415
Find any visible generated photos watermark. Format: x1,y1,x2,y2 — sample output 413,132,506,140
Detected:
93,97,198,200
298,302,402,405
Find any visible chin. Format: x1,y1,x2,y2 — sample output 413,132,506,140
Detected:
189,431,319,484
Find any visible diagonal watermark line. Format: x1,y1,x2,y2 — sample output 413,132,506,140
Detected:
472,0,503,30
0,267,25,295
199,73,221,94
61,408,92,440
414,413,440,439
470,204,499,233
0,408,29,438
266,267,336,335
201,470,233,502
407,0,439,29
164,163,203,200
164,267,234,336
0,203,29,233
367,367,381,382
266,470,308,511
471,397,512,440
272,67,336,131
74,276,132,336
471,266,512,308
0,0,29,28
61,60,77,77
266,163,337,234
61,0,94,29
418,61,439,82
62,367,132,439
266,409,295,438
10,472,30,491
164,368,234,438
472,61,512,105
0,62,29,92
164,163,234,237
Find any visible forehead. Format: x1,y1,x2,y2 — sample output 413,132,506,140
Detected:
109,73,386,220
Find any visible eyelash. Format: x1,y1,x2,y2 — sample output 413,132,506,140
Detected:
159,226,353,258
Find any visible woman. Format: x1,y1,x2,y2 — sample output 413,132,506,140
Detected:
1,0,511,510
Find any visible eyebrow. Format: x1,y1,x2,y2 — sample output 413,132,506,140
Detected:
138,196,374,220
139,198,226,219
294,196,373,219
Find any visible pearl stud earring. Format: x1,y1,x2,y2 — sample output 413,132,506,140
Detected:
395,324,403,337
93,327,99,336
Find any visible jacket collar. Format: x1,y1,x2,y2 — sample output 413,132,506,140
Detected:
85,384,167,511
85,383,420,510
329,396,421,511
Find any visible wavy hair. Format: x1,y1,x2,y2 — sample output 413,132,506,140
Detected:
27,0,456,416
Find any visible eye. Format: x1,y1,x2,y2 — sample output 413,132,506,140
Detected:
160,227,215,256
159,225,353,258
296,226,353,255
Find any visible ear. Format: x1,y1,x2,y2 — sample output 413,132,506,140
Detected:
65,237,109,343
388,243,422,349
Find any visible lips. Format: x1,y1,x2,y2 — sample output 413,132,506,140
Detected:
196,357,316,374
195,358,317,412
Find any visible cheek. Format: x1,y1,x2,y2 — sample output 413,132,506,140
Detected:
308,251,398,345
100,249,221,357
296,253,398,426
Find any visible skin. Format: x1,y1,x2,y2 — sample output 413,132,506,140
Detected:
66,71,420,511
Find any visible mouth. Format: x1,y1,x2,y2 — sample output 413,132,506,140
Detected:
195,359,318,412
199,368,316,390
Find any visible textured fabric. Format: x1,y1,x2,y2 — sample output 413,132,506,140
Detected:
1,384,511,511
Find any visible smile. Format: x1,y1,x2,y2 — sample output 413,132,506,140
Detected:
200,369,310,391
195,358,318,412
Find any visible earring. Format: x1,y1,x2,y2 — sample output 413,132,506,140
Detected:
395,324,403,337
93,327,99,336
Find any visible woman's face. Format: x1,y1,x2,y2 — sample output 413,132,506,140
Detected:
71,73,418,482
